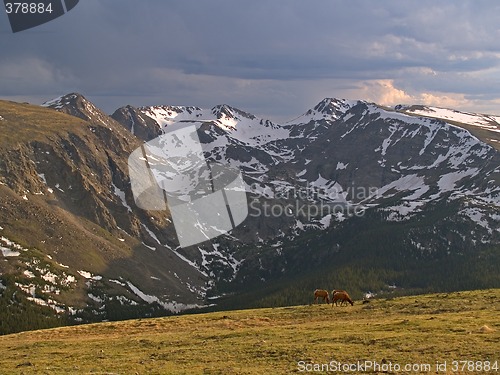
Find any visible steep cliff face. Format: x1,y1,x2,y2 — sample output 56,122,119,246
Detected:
110,105,162,142
3,96,141,233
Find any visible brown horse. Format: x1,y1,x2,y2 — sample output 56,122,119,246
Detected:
314,289,330,304
332,290,354,306
331,289,347,306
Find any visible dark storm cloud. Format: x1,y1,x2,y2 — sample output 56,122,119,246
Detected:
1,0,500,118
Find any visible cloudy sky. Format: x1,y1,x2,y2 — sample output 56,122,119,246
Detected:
1,1,500,121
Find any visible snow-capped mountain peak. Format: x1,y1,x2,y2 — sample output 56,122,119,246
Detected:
139,105,204,127
42,92,118,126
311,97,355,116
211,104,256,122
42,93,74,109
286,98,358,125
42,93,98,117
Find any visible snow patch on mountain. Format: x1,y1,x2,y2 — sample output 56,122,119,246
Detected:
377,174,428,199
126,281,203,313
1,236,28,257
396,105,500,133
383,201,427,221
41,94,71,109
140,105,204,127
112,183,132,212
434,168,479,196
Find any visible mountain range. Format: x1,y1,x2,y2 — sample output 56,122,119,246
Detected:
0,93,498,333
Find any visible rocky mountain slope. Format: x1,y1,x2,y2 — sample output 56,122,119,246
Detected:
0,93,499,331
0,97,209,332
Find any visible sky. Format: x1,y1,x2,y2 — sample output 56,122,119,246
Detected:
1,0,500,122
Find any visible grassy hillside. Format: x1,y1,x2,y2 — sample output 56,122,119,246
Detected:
0,100,89,147
0,289,498,374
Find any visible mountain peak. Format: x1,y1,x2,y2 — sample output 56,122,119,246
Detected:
211,104,256,121
42,92,87,110
287,98,357,125
42,92,117,126
311,98,354,115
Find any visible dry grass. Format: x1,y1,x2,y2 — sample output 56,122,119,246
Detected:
0,100,87,147
0,289,498,374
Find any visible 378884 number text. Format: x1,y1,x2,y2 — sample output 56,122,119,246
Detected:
5,2,54,14
451,360,499,372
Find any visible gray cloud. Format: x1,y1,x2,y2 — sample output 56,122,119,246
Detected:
1,0,500,119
